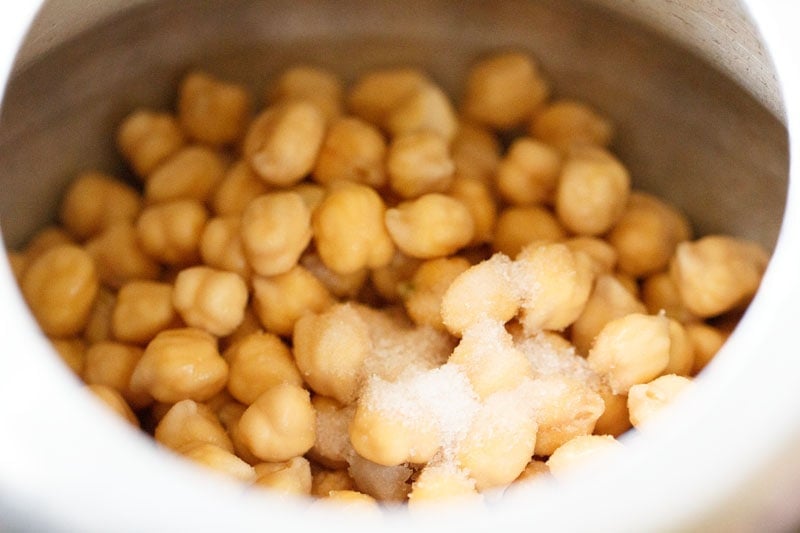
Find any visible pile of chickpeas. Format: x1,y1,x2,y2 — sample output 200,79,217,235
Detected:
9,51,769,509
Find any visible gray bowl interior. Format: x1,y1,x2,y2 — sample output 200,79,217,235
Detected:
0,0,788,254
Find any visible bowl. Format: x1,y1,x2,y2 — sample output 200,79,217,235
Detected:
1,1,799,531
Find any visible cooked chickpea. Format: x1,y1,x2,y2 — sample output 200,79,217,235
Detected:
670,235,769,317
564,237,618,276
686,322,728,374
287,182,326,211
136,199,208,266
607,192,692,278
451,121,501,183
347,67,430,126
23,226,75,262
463,51,550,130
172,266,248,337
345,450,415,502
210,160,271,216
385,82,458,141
268,65,343,124
300,252,368,299
253,456,313,495
664,319,695,376
292,304,370,405
641,271,697,324
447,176,497,246
21,244,99,337
237,383,316,462
145,146,227,204
83,288,116,345
240,192,312,277
199,216,251,278
571,274,648,355
555,146,630,236
313,116,387,188
496,138,562,206
59,172,141,241
385,193,474,259
86,384,139,426
309,396,355,469
117,110,185,178
312,468,356,497
180,442,256,482
441,253,520,336
83,341,151,409
515,460,551,483
402,257,470,330
587,313,671,394
243,101,326,186
312,182,395,275
112,281,178,345
593,383,632,437
178,71,251,146
387,131,455,199
531,100,613,150
546,435,623,479
492,206,567,258
408,463,479,507
317,490,381,514
224,332,302,405
628,374,694,428
85,222,161,288
130,328,228,403
515,242,595,332
154,399,233,452
252,265,333,337
50,337,86,376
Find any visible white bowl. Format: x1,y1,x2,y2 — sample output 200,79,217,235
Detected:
1,1,799,531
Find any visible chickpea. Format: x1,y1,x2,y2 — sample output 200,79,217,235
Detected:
369,252,423,303
86,384,139,426
287,182,327,211
628,374,694,428
451,121,501,183
23,226,75,263
593,382,632,437
347,67,430,126
531,99,613,151
346,453,414,502
316,490,381,515
253,456,312,495
240,192,312,277
313,116,387,188
83,288,116,345
496,138,562,206
178,71,251,146
21,244,99,337
171,266,248,337
515,242,595,332
154,399,233,452
608,192,692,278
447,176,497,246
180,442,256,482
385,193,474,259
670,235,769,317
564,237,618,276
309,396,355,469
252,265,333,337
546,435,623,479
457,389,539,490
515,460,551,483
237,383,316,462
641,271,697,324
664,319,695,376
83,341,151,409
555,146,630,236
571,274,648,355
686,322,728,374
386,131,454,199
59,172,141,241
117,110,185,178
292,303,370,405
463,51,550,130
408,463,479,507
441,253,520,336
243,101,326,186
224,332,303,405
210,160,271,217
587,313,671,395
312,468,356,497
199,216,251,278
385,82,458,142
300,252,368,299
145,146,227,204
268,65,343,124
136,199,208,266
130,328,228,403
493,206,567,258
450,318,534,399
402,257,470,330
84,222,161,288
312,182,396,275
112,281,178,345
50,337,86,376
